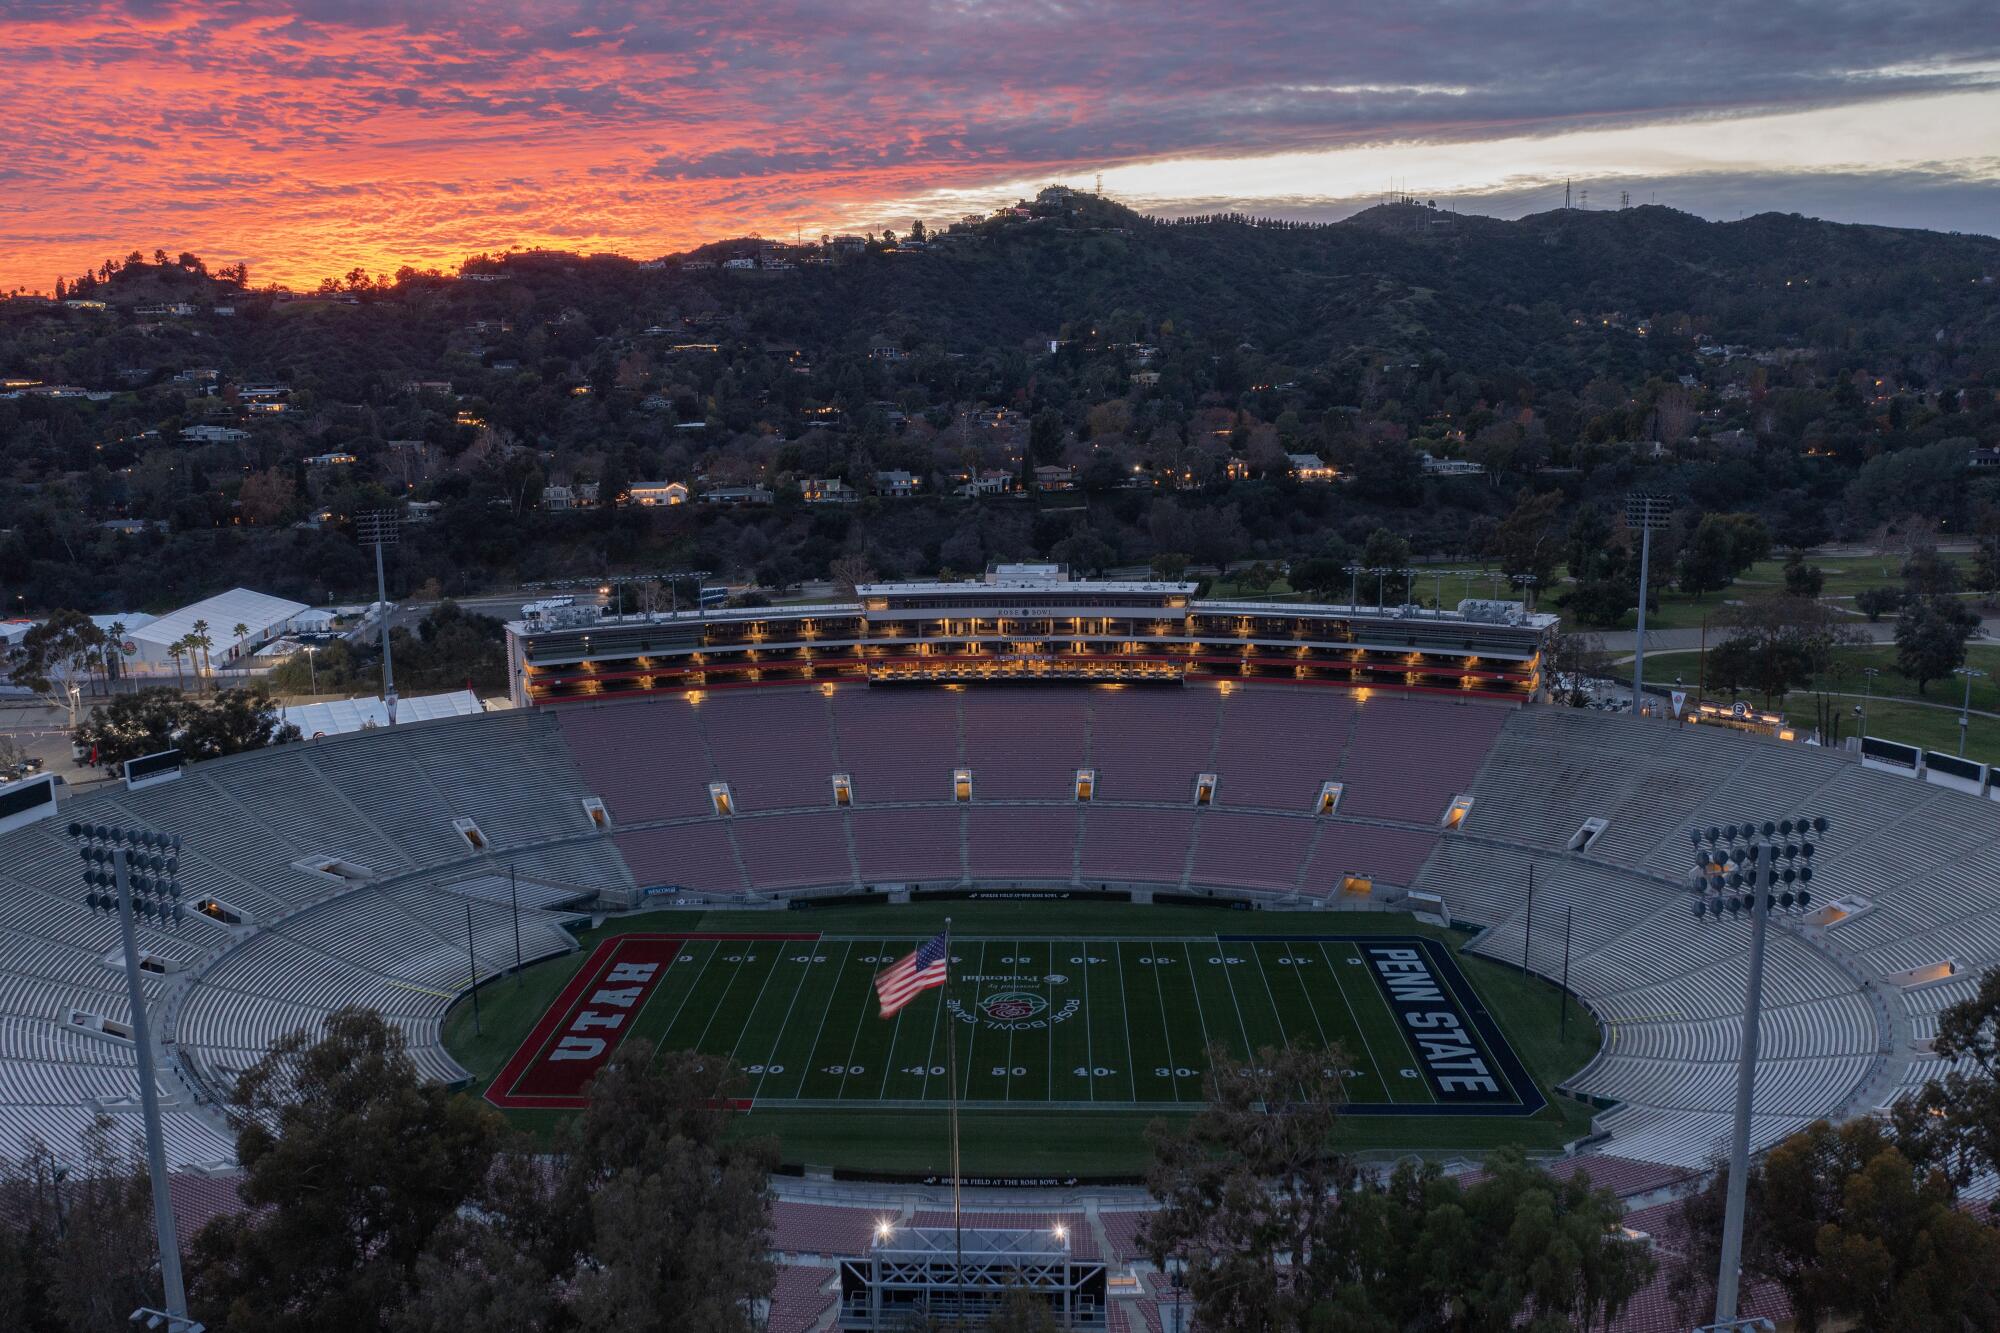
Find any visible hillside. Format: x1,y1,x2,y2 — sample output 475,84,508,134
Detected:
0,195,1996,617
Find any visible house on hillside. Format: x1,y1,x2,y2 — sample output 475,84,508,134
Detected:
874,470,919,498
801,478,860,504
1287,453,1337,483
624,481,689,507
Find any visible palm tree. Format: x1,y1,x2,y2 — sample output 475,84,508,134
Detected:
231,621,251,674
190,619,213,685
104,621,125,692
166,640,186,690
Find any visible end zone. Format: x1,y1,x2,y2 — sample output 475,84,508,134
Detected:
485,932,818,1109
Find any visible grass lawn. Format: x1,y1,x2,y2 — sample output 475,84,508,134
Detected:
443,902,1602,1173
1635,643,2000,764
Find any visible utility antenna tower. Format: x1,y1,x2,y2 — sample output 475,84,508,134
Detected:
1620,189,1631,208
1094,172,1103,197
356,509,401,725
1565,178,1571,209
1578,188,1589,210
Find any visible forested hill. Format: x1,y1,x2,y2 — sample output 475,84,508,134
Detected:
15,196,1999,405
2,192,1996,616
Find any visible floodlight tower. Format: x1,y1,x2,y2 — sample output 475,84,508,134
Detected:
357,509,401,725
69,819,203,1332
1686,815,1829,1329
1341,563,1365,606
1626,494,1673,717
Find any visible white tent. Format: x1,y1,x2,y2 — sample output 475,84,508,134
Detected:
124,588,308,675
283,690,485,738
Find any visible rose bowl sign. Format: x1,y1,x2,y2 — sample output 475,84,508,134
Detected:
948,989,1079,1032
980,991,1047,1022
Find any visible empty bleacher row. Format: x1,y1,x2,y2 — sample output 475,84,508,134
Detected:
564,683,1496,899
0,707,611,1169
558,683,1507,823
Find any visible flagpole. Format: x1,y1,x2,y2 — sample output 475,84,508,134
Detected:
943,915,963,1325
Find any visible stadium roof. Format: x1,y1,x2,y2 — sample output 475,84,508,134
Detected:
282,689,484,737
129,587,308,648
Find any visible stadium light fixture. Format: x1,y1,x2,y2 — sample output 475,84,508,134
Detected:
69,820,200,1332
1341,563,1365,606
1625,493,1673,718
1954,667,1985,757
356,509,400,725
1686,815,1830,1329
1857,667,1880,740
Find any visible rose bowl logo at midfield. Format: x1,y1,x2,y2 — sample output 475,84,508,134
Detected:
979,991,1049,1022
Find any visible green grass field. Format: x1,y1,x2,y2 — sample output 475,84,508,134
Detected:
445,904,1602,1174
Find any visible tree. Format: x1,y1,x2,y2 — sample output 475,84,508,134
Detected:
1028,408,1065,465
74,686,300,767
5,610,105,724
1854,586,1902,622
1782,550,1825,598
1676,512,1770,601
179,686,302,759
553,1047,776,1333
1360,526,1410,572
1149,551,1190,581
1542,630,1613,706
829,554,878,598
192,1008,514,1333
1704,596,1863,706
165,640,187,691
1902,541,1961,597
1287,555,1349,602
190,619,214,687
238,468,298,526
1492,490,1566,588
0,1122,162,1332
1674,1119,2000,1333
1971,531,2000,604
1139,1041,1351,1329
1892,964,2000,1187
1894,594,1978,694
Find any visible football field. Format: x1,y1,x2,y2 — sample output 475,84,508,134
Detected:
487,931,1542,1117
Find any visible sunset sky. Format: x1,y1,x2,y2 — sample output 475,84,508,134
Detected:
6,1,1999,293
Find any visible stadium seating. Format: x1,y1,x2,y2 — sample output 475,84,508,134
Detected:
5,677,1999,1192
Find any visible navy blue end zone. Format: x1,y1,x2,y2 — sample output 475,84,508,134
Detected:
1221,935,1547,1118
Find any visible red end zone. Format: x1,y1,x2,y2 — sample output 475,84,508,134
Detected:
485,932,817,1110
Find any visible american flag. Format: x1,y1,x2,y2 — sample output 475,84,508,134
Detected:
875,931,950,1018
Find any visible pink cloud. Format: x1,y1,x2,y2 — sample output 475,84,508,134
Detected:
2,1,1994,290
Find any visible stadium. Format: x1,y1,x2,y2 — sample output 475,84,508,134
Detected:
0,565,1982,1329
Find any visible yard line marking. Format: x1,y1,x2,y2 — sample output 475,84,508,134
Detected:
785,940,851,1100
1080,941,1095,1104
651,940,721,1055
1250,944,1293,1047
729,939,791,1068
916,953,949,1102
960,941,990,1103
834,942,887,1101
1205,938,1255,1057
1178,940,1215,1088
691,945,756,1052
1317,941,1388,1091
1044,941,1055,1103
874,996,909,1102
1277,941,1332,1047
1151,941,1187,1102
1114,942,1139,1102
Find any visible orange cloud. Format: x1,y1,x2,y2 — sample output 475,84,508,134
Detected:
3,2,1995,291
